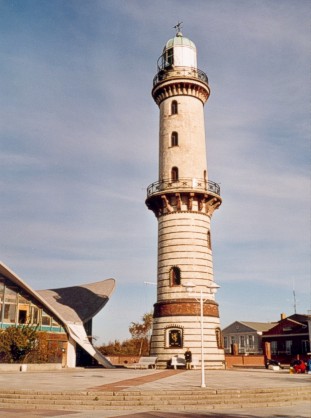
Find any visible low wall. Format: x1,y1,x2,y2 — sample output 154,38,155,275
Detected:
0,363,62,372
108,354,266,369
107,355,140,366
225,354,265,368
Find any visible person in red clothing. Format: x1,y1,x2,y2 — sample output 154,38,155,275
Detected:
291,359,306,373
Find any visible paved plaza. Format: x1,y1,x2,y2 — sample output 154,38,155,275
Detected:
0,367,309,417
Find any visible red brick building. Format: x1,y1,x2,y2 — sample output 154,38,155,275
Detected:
262,313,310,363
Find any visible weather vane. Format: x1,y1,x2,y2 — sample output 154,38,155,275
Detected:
173,21,183,35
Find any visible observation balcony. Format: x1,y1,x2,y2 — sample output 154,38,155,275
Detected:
146,177,220,198
153,67,208,87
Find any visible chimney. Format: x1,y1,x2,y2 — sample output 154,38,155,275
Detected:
280,313,286,320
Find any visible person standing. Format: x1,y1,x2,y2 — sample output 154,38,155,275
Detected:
184,348,192,370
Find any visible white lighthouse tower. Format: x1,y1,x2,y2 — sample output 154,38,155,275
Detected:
146,26,225,369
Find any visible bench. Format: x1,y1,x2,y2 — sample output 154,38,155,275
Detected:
171,356,186,369
126,356,157,369
171,355,200,369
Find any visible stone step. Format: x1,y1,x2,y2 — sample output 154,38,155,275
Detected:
0,387,309,398
0,387,309,411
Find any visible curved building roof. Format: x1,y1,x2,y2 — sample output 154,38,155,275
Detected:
37,279,115,323
0,261,116,368
0,261,115,326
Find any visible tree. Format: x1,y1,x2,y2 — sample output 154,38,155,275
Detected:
129,312,153,356
0,325,38,363
97,312,153,357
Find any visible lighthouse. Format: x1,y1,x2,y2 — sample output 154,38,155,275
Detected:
145,25,225,369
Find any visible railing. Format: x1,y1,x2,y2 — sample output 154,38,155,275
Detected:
224,347,263,355
153,67,208,87
146,177,220,197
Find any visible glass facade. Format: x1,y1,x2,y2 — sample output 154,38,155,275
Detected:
0,275,64,332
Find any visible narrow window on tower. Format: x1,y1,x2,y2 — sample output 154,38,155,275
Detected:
207,230,212,250
215,328,223,349
171,100,178,115
171,131,178,147
169,266,181,286
171,167,179,182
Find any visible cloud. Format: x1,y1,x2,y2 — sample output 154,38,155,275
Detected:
0,0,309,341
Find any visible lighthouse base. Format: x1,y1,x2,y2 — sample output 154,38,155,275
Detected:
150,313,225,369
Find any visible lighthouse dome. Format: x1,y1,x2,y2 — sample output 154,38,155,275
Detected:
160,32,197,69
164,33,196,50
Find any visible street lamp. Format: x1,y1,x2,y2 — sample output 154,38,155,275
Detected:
183,280,220,388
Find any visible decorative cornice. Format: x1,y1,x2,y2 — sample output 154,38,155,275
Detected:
146,190,221,218
152,79,210,106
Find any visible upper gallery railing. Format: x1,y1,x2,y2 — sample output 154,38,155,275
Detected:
147,178,220,197
153,67,208,87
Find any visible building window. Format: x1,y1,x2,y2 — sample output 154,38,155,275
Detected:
207,231,212,249
171,167,179,182
240,335,245,348
3,286,17,324
171,100,178,115
224,336,228,349
0,281,4,303
285,340,292,355
271,341,277,354
31,306,39,325
171,131,178,147
248,335,254,349
18,309,27,324
302,340,310,354
169,267,181,286
3,304,16,323
41,311,51,326
52,318,61,327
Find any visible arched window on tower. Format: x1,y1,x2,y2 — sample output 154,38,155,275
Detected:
171,100,178,115
171,167,179,182
169,267,181,286
207,230,212,250
171,131,178,147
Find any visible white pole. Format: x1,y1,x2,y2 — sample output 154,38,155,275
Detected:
308,310,311,352
200,289,206,388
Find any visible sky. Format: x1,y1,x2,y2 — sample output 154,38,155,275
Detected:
0,0,310,345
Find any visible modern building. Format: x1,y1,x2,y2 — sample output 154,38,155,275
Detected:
222,321,275,355
262,313,310,362
145,26,224,369
0,261,115,367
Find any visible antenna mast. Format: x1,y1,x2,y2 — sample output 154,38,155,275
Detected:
293,280,297,314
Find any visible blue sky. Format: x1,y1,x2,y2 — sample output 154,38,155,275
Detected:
0,0,310,344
